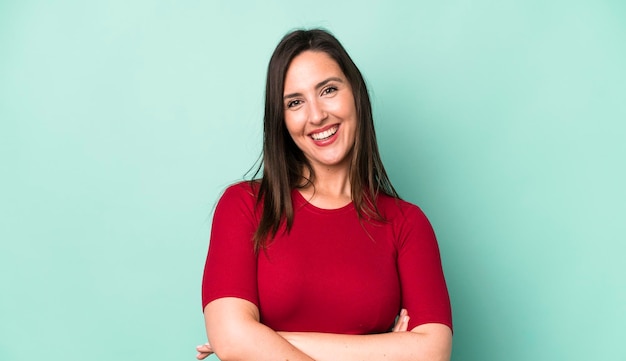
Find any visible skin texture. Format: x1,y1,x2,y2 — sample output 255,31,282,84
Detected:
199,298,315,361
196,309,412,359
275,323,452,361
283,50,357,172
283,50,358,209
197,50,452,361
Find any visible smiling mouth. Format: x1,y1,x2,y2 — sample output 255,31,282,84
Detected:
310,125,339,141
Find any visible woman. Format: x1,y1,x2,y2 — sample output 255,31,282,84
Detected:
197,29,452,361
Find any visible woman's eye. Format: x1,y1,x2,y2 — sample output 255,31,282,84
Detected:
322,86,337,95
287,100,302,108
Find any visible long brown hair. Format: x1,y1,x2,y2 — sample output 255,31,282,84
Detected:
252,29,399,250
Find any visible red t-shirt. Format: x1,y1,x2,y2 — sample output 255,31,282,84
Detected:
202,182,452,333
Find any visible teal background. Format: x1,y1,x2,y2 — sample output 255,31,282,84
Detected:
1,1,624,360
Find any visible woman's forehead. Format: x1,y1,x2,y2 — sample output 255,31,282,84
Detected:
283,51,345,93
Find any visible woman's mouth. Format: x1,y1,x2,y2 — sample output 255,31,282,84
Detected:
310,125,339,141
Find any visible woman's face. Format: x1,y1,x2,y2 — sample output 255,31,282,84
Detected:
283,50,357,171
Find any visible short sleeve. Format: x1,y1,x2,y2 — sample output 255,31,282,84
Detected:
201,183,260,310
396,204,452,331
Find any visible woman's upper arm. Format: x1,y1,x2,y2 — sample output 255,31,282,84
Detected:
202,183,259,310
396,204,453,331
201,184,263,357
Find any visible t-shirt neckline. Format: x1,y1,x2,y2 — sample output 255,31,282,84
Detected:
292,188,356,215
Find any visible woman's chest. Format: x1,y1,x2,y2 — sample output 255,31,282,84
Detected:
257,215,401,334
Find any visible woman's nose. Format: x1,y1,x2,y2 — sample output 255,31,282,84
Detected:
308,99,327,125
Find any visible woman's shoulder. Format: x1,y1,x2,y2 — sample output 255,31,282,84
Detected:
376,194,437,246
223,180,260,196
376,193,430,223
216,180,261,208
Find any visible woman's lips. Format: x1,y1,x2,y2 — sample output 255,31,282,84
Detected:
310,124,339,141
309,124,340,146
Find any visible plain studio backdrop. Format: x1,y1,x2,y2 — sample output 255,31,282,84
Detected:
1,1,624,360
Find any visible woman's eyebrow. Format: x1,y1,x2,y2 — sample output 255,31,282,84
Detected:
315,77,344,90
283,77,344,99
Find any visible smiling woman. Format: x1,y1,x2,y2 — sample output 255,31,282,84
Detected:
283,51,358,181
197,29,452,361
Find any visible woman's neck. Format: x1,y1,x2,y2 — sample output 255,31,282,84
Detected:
298,164,352,209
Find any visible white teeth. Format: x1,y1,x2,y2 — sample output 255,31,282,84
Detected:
311,126,338,140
